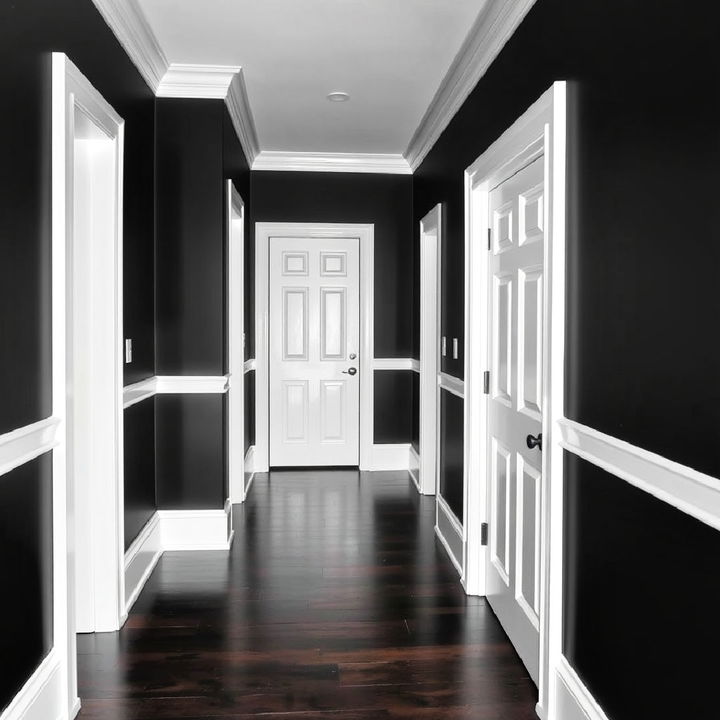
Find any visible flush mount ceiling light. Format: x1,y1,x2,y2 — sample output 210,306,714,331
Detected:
326,91,350,102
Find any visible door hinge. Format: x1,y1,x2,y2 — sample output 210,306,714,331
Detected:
481,522,489,546
487,227,492,251
483,370,490,394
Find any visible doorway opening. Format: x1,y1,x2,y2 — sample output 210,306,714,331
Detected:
52,53,125,716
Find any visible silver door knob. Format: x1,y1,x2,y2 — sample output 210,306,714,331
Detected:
342,367,357,376
349,353,357,360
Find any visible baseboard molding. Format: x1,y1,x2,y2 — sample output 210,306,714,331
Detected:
124,512,162,615
409,445,420,490
244,445,256,493
436,496,464,578
159,504,233,551
555,656,609,720
368,443,412,471
0,649,64,720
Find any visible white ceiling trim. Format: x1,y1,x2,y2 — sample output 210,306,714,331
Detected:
91,0,168,92
226,73,261,165
252,151,412,175
157,63,241,98
405,0,539,171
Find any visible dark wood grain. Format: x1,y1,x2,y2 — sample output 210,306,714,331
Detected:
77,470,536,719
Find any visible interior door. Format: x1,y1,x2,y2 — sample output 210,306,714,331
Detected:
269,236,360,466
486,156,545,684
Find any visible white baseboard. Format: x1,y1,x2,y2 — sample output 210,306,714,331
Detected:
0,649,64,720
555,656,609,720
368,443,412,471
436,496,464,578
159,504,233,551
409,445,420,490
124,513,162,615
244,444,256,493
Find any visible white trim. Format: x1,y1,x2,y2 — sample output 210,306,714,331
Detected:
438,372,465,399
0,418,60,479
419,204,442,496
122,377,156,409
52,52,126,714
0,649,64,720
159,505,234,551
560,418,720,533
157,63,241,98
228,182,246,505
123,513,161,616
408,445,420,491
373,358,419,371
435,525,463,577
463,83,567,719
226,72,260,166
368,443,412,472
435,497,464,579
243,359,257,374
437,493,464,534
244,445,257,494
154,375,229,394
254,222,374,472
555,656,610,720
90,0,168,92
405,0,538,170
252,151,412,175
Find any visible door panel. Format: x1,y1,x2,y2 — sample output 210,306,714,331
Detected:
486,156,545,684
270,237,360,466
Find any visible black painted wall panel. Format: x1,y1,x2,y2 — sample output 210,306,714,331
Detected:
564,453,720,720
244,370,256,454
411,371,420,454
0,454,53,713
439,390,463,523
156,99,225,376
156,395,226,510
123,399,156,550
373,370,414,444
0,0,155,432
251,172,414,358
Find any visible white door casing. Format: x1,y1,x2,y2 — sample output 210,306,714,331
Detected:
269,236,361,466
486,156,544,684
419,205,441,495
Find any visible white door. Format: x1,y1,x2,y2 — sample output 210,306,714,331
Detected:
486,156,545,684
269,236,360,466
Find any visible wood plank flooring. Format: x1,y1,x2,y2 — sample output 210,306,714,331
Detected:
77,470,537,719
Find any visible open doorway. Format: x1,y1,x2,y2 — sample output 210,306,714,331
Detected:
52,53,125,716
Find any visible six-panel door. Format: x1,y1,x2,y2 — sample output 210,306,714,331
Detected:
486,156,545,684
269,236,360,466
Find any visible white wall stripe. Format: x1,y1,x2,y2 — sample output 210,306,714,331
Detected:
559,417,720,533
373,358,420,372
438,372,465,399
0,417,60,479
243,358,257,374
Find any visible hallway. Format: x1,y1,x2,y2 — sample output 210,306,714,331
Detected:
76,471,537,719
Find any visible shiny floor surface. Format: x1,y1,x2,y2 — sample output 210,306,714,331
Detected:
77,470,537,719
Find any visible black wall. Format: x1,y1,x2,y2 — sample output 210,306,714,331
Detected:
0,0,155,702
413,0,720,712
439,390,464,522
123,399,156,549
251,171,415,444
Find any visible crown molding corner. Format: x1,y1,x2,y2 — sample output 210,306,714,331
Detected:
226,70,261,165
91,0,168,92
252,151,412,175
405,0,538,171
156,63,242,98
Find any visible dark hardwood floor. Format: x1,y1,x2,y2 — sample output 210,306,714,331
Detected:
77,470,537,719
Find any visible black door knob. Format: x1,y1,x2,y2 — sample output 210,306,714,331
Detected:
342,367,357,376
526,433,542,451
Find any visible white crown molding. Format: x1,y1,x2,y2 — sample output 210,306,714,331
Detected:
157,63,242,98
559,418,720,533
405,0,539,171
91,0,168,92
226,71,261,165
252,151,412,175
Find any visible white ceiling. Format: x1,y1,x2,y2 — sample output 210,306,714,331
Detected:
136,0,488,155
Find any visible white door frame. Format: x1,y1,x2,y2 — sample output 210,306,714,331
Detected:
227,181,245,503
463,82,567,719
52,53,125,716
254,223,374,472
419,205,441,495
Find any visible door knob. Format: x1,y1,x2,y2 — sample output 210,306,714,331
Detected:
349,353,357,360
342,367,357,376
526,433,542,451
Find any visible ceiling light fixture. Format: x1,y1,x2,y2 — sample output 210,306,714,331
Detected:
327,91,350,103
